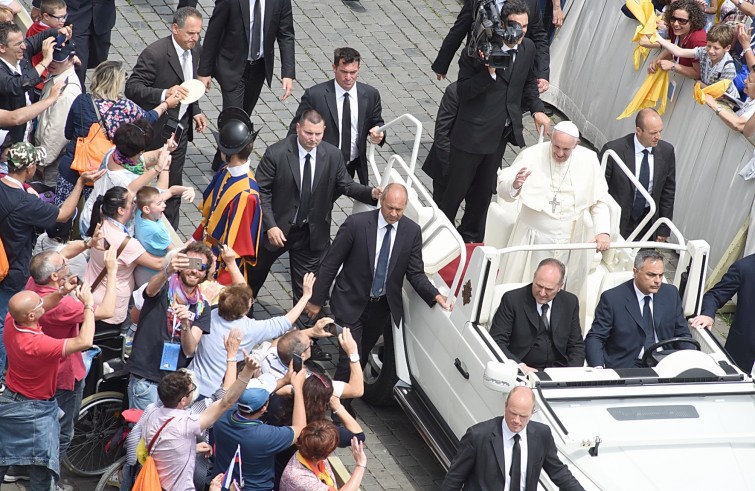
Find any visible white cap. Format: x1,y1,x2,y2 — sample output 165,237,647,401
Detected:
553,121,579,139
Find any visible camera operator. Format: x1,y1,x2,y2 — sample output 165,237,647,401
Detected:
439,0,549,244
433,0,550,93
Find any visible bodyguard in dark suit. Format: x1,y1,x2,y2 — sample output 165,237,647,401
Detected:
585,250,694,369
421,81,458,203
599,108,676,240
249,109,380,309
441,386,583,491
439,1,549,243
288,47,385,186
33,0,116,85
198,0,295,129
432,0,550,90
690,253,755,372
125,7,207,228
306,183,449,384
489,258,585,372
0,23,61,143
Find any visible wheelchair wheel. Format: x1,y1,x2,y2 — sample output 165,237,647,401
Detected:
95,455,127,491
63,391,125,477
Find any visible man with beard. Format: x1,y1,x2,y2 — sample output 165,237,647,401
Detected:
125,242,214,410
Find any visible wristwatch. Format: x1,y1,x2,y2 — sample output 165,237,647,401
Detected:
349,353,360,363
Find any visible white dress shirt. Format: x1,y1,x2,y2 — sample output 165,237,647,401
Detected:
374,211,398,273
248,0,266,61
633,282,659,358
536,300,552,324
296,140,316,188
633,134,655,196
501,421,528,491
1,57,32,141
334,82,359,161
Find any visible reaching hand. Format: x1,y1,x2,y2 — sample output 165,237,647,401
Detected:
80,169,107,185
220,245,238,265
78,282,93,307
338,327,358,355
301,272,315,299
181,187,196,202
351,437,367,468
305,302,322,320
224,327,243,357
103,244,118,273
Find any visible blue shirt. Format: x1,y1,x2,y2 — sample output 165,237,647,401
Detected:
134,210,170,258
213,409,295,491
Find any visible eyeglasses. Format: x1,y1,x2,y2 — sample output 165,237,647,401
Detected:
46,12,68,20
669,16,690,26
30,298,44,314
184,383,196,400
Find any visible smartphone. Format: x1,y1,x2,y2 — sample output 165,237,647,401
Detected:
187,257,204,270
173,123,185,145
292,353,303,372
161,117,179,141
55,33,66,46
103,238,111,250
325,323,343,337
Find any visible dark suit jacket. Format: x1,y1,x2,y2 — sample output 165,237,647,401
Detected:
441,417,584,491
0,29,57,142
489,284,585,367
599,134,676,238
198,0,295,92
310,209,439,326
700,254,755,371
431,0,549,80
125,35,202,145
256,135,375,253
287,80,385,185
451,38,544,153
585,280,693,368
422,81,458,181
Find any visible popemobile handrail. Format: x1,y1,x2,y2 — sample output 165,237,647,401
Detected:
367,113,424,186
600,149,657,242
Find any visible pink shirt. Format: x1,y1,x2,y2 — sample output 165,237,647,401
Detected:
26,279,86,391
84,220,146,325
142,406,202,491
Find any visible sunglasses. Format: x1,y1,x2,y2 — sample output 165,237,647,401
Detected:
669,16,690,26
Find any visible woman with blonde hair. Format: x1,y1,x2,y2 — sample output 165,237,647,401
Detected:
50,60,181,241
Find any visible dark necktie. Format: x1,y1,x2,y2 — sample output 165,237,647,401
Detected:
643,295,655,350
250,0,262,61
297,154,311,225
510,433,521,491
370,224,392,298
341,92,351,164
632,149,650,220
540,303,550,332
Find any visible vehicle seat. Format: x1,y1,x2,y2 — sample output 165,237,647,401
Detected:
582,270,634,336
480,282,527,329
483,199,519,250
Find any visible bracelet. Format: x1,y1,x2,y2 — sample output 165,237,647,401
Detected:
39,62,47,70
83,237,92,249
355,464,366,469
238,377,251,385
84,305,95,312
163,262,171,276
227,357,237,362
744,47,753,55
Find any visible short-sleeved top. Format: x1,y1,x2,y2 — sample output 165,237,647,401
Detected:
669,29,707,67
135,210,171,257
26,279,86,391
80,148,139,236
84,220,146,325
694,48,740,99
142,406,202,491
280,453,336,491
0,180,59,292
190,310,291,398
3,314,66,399
213,409,295,491
125,283,211,383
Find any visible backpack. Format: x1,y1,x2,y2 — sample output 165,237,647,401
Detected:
133,416,174,491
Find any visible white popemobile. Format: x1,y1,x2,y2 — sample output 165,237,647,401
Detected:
354,114,755,491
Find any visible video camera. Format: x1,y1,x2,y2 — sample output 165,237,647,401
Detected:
467,0,524,69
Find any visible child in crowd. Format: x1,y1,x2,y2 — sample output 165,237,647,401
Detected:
26,0,68,98
655,23,741,100
133,185,195,285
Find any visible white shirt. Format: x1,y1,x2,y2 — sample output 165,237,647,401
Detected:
633,283,658,357
1,57,32,141
227,159,251,177
633,135,655,196
334,82,359,161
248,0,266,61
374,211,398,272
501,421,528,491
536,300,552,324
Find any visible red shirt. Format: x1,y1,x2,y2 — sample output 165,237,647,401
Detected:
4,313,66,400
26,278,86,391
670,29,707,67
25,21,49,90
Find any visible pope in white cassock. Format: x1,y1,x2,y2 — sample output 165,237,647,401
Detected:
497,121,612,301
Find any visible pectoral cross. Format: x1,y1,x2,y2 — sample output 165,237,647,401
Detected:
549,194,560,213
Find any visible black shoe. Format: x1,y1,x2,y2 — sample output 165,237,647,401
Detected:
309,343,332,362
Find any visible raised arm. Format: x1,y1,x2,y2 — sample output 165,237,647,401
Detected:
655,35,696,59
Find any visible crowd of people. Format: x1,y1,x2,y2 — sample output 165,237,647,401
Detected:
0,0,753,490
